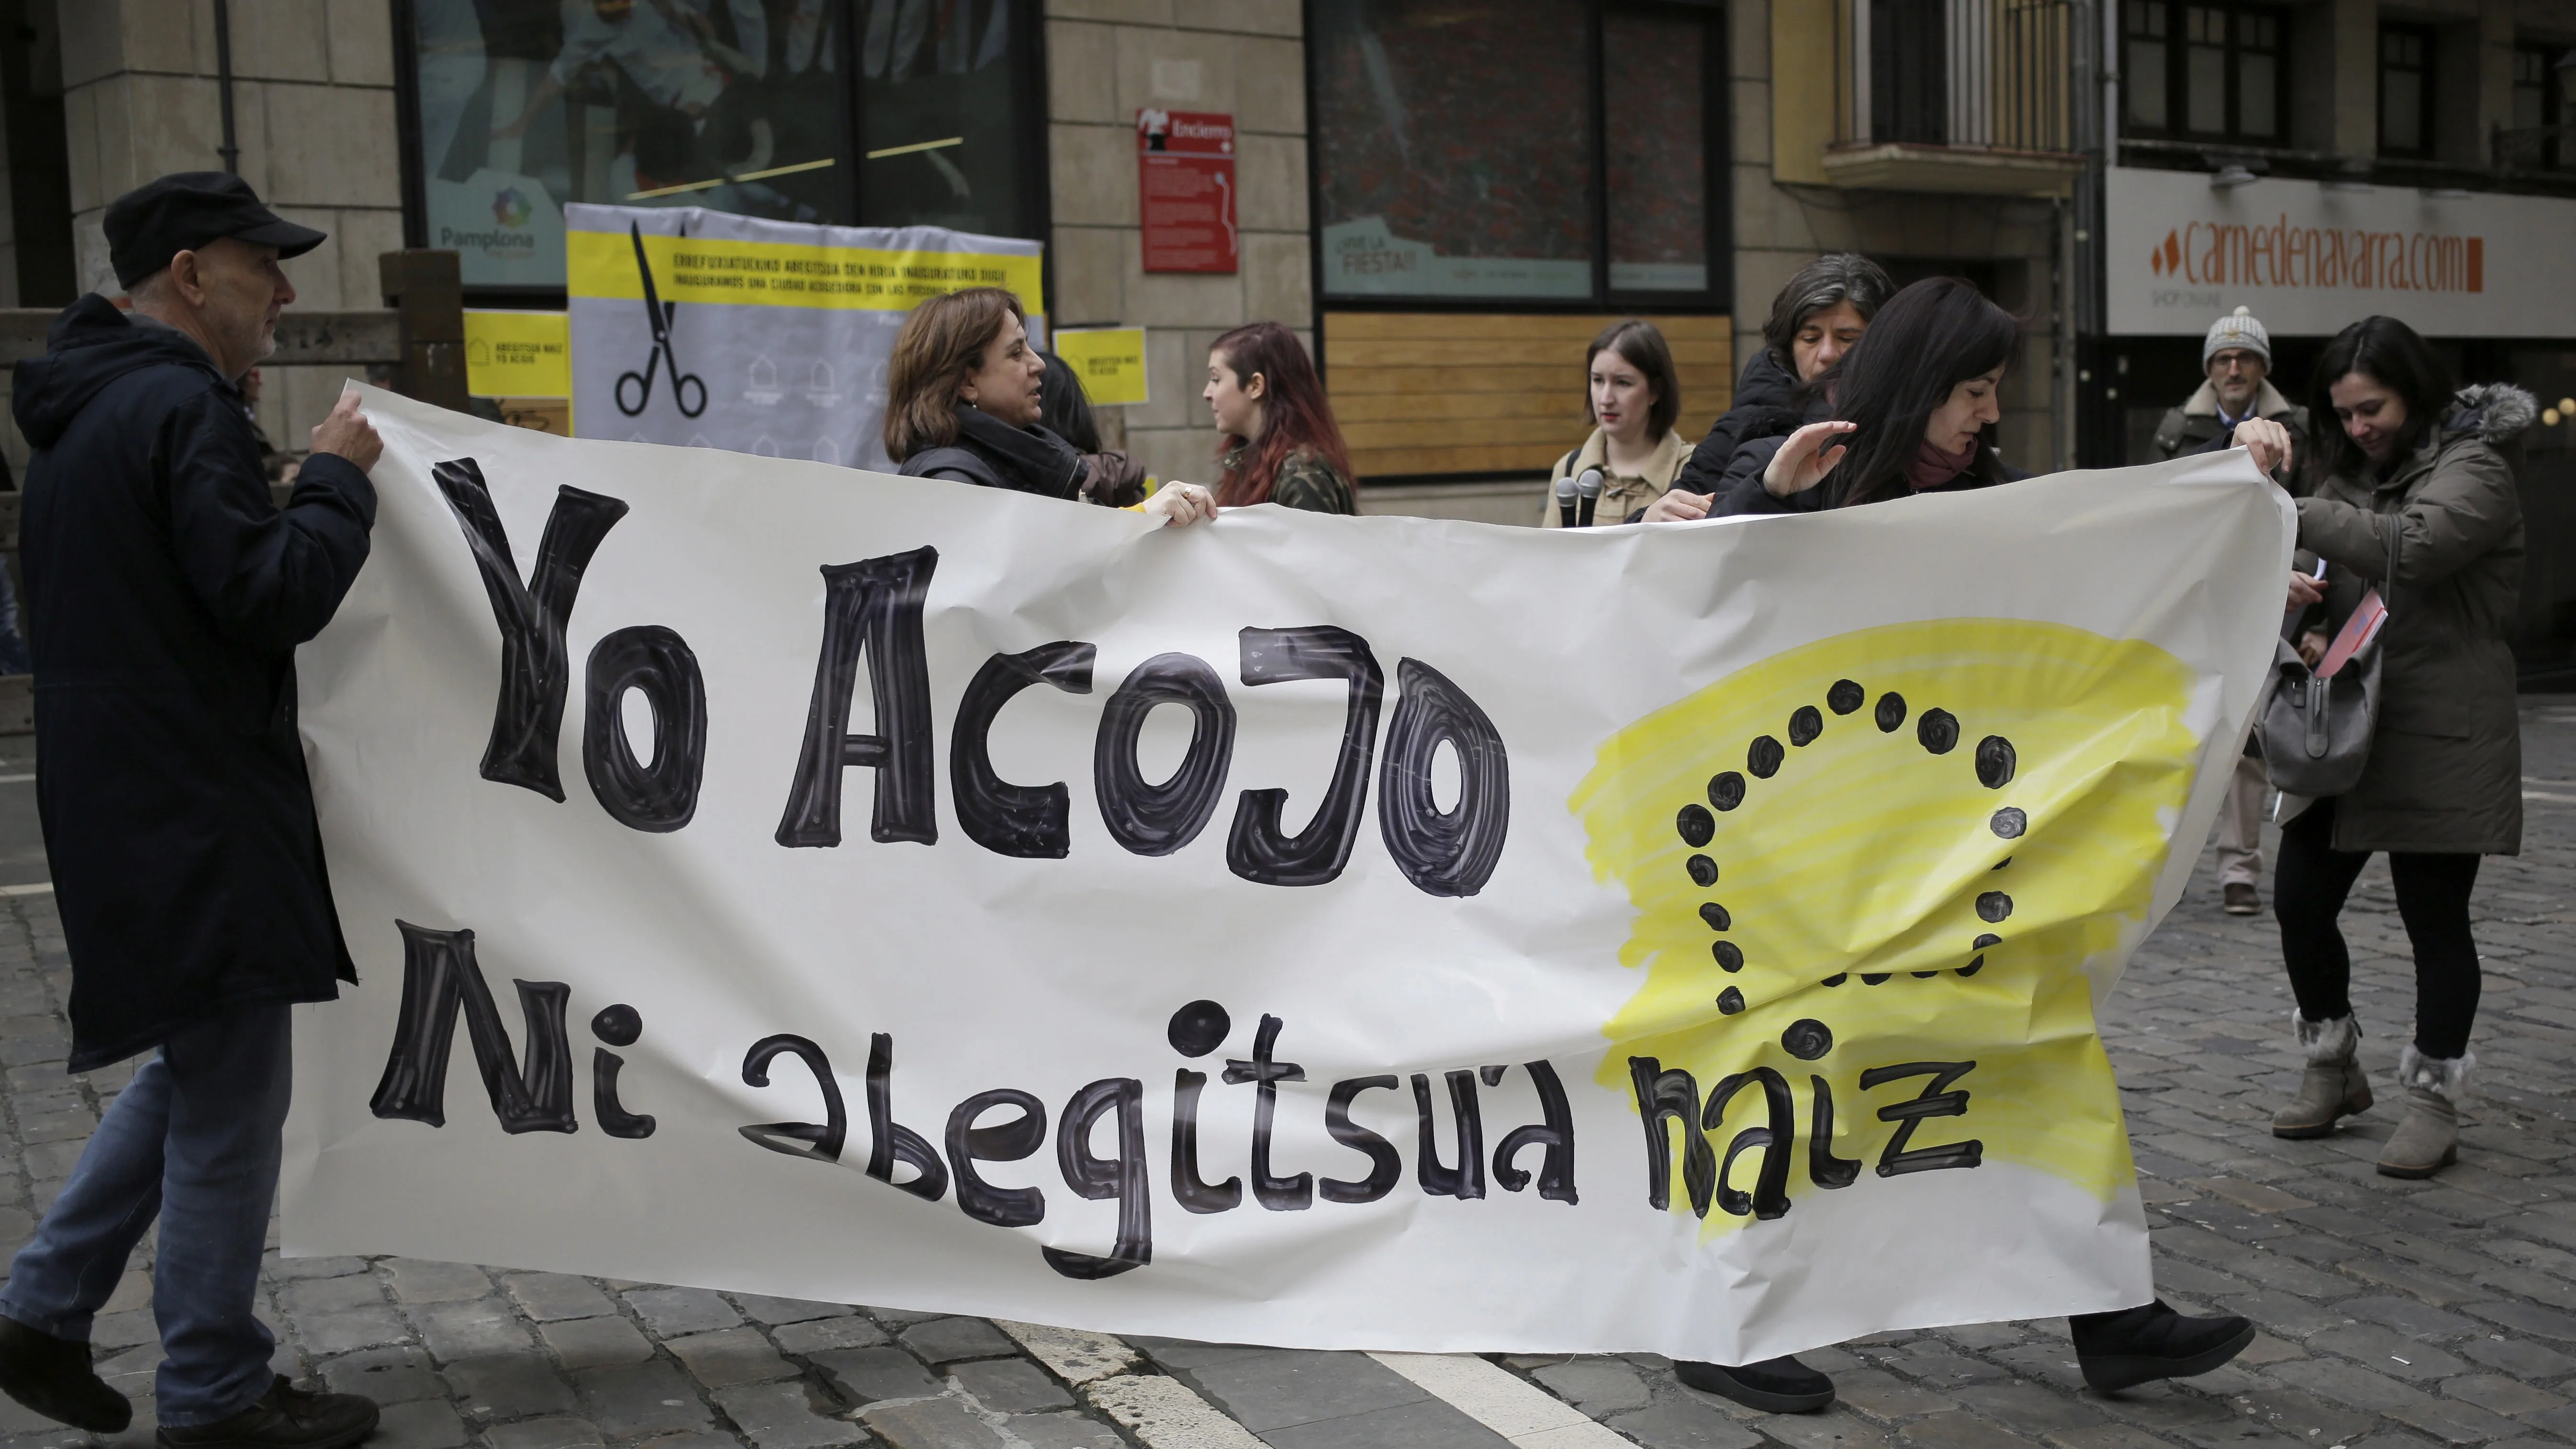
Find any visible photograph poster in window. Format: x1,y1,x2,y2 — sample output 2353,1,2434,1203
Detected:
409,1,1035,290
1311,0,1596,300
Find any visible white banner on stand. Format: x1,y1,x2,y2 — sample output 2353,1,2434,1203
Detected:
566,204,1045,471
283,387,2291,1364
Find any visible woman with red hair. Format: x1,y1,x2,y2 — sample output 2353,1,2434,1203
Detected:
1202,323,1359,514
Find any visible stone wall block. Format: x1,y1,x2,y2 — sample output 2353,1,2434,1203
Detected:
1188,0,1301,37
1734,166,1819,251
61,82,105,215
276,364,354,457
1239,231,1309,328
1112,25,1239,120
1235,36,1306,134
59,2,133,91
325,0,398,86
229,0,333,84
1048,123,1134,228
332,207,407,310
1046,20,1120,124
259,83,400,209
1043,0,1177,26
1731,0,1770,79
105,73,228,203
1050,224,1125,325
1125,422,1219,491
1735,75,1774,170
1234,133,1305,233
274,203,346,309
1126,325,1195,429
1119,232,1243,328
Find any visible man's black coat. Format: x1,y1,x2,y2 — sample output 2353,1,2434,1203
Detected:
15,294,375,1069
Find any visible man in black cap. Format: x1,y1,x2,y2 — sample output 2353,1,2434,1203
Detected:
0,172,383,1449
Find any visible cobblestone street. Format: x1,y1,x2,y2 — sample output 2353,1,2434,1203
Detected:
2,706,2576,1449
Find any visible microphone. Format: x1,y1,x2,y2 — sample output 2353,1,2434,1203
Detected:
1575,467,1605,528
1555,471,1579,529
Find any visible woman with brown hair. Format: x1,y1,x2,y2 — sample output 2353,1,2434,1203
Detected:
1541,319,1689,528
887,287,1212,526
1203,322,1358,514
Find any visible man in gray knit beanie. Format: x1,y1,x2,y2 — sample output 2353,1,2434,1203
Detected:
2152,306,2307,914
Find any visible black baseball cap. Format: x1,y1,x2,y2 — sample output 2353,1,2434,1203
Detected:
104,172,327,288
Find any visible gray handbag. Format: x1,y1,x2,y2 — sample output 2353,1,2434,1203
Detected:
2258,527,2397,798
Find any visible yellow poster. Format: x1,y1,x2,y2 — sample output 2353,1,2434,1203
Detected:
1052,327,1149,406
464,310,570,399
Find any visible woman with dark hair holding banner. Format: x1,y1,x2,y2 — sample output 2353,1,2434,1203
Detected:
1204,322,1359,514
1675,276,2258,1416
1709,277,2017,517
886,288,1211,526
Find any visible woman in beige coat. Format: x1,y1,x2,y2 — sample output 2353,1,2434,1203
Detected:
1540,320,1689,527
2247,316,2531,1179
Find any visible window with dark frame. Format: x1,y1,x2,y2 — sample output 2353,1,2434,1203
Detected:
2120,1,2285,144
2379,23,2436,159
2512,41,2568,170
1307,0,1728,308
394,0,1049,297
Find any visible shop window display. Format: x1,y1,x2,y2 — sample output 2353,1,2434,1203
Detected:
408,0,1037,291
1309,0,1724,305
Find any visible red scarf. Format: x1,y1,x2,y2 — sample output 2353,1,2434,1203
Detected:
1905,437,1979,492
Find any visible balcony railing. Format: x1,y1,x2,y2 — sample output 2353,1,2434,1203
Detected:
1839,0,2076,157
2494,123,2576,177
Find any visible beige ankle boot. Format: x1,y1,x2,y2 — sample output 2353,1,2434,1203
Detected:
2378,1046,2470,1179
2273,1013,2371,1139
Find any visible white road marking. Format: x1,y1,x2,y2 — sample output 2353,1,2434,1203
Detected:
2523,791,2576,804
992,1320,1138,1385
1369,1352,1633,1446
0,881,49,897
0,774,31,784
1083,1372,1267,1449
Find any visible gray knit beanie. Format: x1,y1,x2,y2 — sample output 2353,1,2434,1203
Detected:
2203,306,2271,366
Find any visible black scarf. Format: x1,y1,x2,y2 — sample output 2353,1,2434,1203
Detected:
952,404,1086,500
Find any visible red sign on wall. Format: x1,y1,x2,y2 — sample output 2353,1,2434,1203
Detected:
1138,109,1237,274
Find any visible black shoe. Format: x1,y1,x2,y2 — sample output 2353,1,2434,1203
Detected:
2069,1300,2256,1393
0,1314,131,1433
158,1375,379,1449
1674,1355,1836,1413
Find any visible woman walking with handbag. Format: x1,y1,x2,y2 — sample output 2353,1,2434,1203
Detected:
2239,316,2532,1178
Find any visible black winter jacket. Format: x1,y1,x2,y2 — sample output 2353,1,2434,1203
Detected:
1671,349,1818,499
1707,432,2022,517
16,295,376,1068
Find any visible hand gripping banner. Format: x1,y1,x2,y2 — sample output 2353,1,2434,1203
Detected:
283,388,2294,1364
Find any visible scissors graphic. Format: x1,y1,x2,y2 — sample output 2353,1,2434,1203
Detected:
614,221,708,418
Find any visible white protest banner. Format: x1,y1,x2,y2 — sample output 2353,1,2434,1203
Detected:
566,204,1045,470
283,386,2291,1364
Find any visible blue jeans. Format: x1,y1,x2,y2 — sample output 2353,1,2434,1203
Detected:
0,1006,291,1426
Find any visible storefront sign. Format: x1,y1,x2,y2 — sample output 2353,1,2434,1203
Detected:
1139,110,1237,273
2106,166,2576,337
564,204,1044,472
464,309,570,399
286,387,2295,1363
1052,327,1148,406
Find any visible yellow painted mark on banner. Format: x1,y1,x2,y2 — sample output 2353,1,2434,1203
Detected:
1053,327,1148,406
568,229,1044,314
1573,619,2198,1235
464,310,569,398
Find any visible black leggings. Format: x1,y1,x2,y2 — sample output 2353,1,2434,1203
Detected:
2274,798,2482,1059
